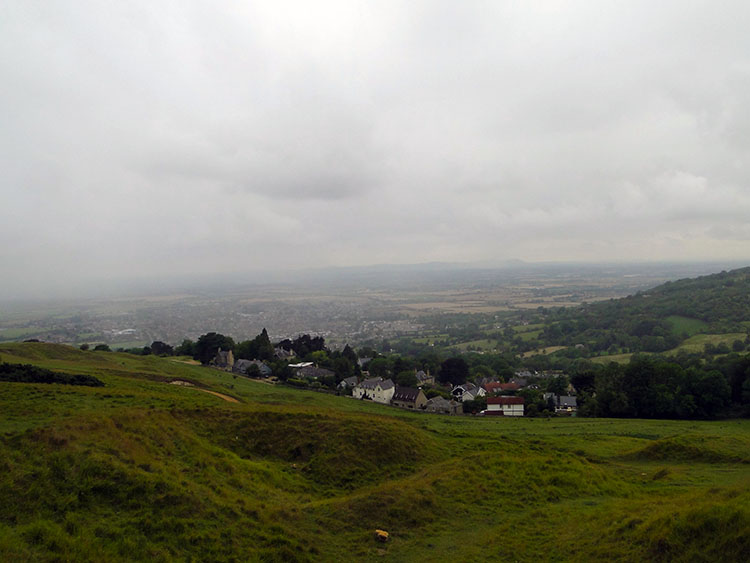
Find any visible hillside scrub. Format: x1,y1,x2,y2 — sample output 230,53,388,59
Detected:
0,362,104,387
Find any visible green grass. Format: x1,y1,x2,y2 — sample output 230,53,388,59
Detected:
512,323,544,333
669,333,746,354
1,342,749,562
591,353,634,365
665,315,709,337
452,339,498,351
0,327,41,341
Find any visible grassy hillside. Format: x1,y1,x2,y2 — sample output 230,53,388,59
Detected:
537,266,750,355
1,343,749,561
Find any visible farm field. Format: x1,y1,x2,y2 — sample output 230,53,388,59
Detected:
1,343,748,562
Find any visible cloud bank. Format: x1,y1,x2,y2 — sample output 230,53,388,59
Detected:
2,1,750,296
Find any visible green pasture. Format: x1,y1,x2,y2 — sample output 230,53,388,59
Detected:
669,333,746,354
451,339,498,352
512,323,544,333
665,315,709,337
0,327,41,341
590,353,634,365
1,343,748,562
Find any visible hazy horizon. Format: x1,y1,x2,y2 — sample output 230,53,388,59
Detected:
2,258,748,302
3,1,750,299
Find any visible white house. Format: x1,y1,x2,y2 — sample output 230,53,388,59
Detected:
353,377,395,404
452,383,486,402
486,396,524,417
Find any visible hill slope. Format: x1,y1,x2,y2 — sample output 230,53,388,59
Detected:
540,266,750,353
1,342,749,561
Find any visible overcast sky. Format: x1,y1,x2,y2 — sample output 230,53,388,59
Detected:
2,1,750,297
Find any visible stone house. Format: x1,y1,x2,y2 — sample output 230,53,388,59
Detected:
212,348,234,370
425,397,463,415
232,359,272,377
415,370,434,386
391,386,428,410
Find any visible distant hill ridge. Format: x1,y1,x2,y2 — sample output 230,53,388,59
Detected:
595,265,750,323
540,266,750,354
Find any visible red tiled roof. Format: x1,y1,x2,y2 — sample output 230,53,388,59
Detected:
498,383,520,391
487,396,524,405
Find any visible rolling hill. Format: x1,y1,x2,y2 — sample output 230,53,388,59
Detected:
1,342,749,561
539,266,750,354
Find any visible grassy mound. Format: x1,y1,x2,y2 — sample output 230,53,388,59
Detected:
0,342,97,363
185,408,441,488
638,487,750,562
623,435,750,464
0,410,321,562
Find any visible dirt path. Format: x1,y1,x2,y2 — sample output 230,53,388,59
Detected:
194,388,240,403
169,380,240,403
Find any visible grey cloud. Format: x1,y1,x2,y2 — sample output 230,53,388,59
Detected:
2,1,750,297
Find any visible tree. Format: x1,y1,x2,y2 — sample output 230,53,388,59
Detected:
341,344,358,365
93,344,111,352
546,375,569,396
79,343,89,351
255,328,275,361
462,396,487,414
150,341,174,356
395,370,418,387
175,339,196,357
438,357,469,386
194,332,235,365
368,357,390,378
332,357,354,382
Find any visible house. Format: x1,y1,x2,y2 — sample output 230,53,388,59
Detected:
497,382,520,393
391,386,428,410
462,386,486,401
352,377,395,404
425,397,463,415
232,359,271,377
337,375,359,390
296,366,335,380
274,347,296,360
288,362,314,369
415,370,434,386
212,348,234,370
483,381,503,395
451,383,486,402
557,395,577,413
358,357,372,369
509,377,528,388
543,393,578,414
486,396,524,416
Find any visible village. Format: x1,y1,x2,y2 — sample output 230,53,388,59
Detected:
209,344,578,418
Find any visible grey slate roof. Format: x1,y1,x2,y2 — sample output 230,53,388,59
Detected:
357,377,384,390
233,359,272,376
392,386,420,402
297,366,335,379
338,376,359,388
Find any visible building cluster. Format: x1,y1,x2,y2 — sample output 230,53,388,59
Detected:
349,377,463,415
212,348,576,418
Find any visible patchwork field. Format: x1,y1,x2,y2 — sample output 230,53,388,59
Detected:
1,343,748,562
